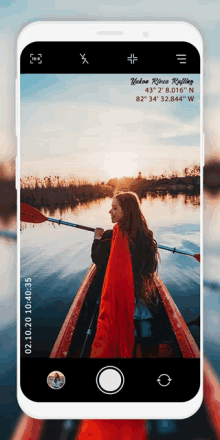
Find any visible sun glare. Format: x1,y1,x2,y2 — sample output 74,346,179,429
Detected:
104,152,139,179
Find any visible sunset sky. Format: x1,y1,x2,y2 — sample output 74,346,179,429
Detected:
21,73,200,181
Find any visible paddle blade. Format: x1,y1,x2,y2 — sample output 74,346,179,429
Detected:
20,203,48,223
194,254,200,263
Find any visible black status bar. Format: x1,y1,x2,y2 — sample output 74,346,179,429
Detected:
21,42,200,74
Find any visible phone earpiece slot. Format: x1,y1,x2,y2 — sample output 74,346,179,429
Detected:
97,31,123,35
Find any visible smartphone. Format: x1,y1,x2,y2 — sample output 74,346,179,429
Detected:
16,21,203,420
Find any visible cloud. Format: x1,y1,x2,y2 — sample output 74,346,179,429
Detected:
205,60,220,95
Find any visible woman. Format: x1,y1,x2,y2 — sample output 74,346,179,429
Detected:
52,372,61,388
90,191,174,358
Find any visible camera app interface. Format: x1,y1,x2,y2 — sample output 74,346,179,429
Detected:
20,42,200,402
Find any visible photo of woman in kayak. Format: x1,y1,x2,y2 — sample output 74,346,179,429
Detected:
71,191,180,359
20,73,200,363
47,371,66,389
52,372,61,388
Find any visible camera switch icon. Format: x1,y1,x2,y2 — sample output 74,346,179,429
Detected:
157,374,172,387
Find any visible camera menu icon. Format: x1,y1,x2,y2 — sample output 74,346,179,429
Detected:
176,54,187,64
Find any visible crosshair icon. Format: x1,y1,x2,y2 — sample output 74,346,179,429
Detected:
127,54,138,64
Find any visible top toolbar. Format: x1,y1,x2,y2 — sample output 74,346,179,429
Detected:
20,42,200,74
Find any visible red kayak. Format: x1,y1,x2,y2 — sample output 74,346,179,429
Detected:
50,264,199,359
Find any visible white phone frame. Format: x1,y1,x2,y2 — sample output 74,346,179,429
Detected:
16,21,203,420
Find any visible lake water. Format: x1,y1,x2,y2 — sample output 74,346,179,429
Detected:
20,193,200,356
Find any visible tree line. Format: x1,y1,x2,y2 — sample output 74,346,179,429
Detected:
137,164,200,182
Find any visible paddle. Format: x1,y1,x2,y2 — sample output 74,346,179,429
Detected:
20,202,95,232
20,203,200,262
80,295,101,359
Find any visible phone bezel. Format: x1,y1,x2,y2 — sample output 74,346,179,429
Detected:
16,21,203,420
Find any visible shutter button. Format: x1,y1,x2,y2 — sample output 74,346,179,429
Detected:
96,366,124,394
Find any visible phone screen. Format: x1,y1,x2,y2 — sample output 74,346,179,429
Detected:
19,41,201,403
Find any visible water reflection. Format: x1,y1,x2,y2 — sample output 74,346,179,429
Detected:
20,192,200,232
43,197,105,217
143,190,200,207
0,160,16,228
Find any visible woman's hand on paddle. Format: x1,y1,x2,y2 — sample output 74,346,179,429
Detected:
94,228,104,239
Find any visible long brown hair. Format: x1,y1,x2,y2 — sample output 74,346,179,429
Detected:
54,372,60,384
113,191,160,305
